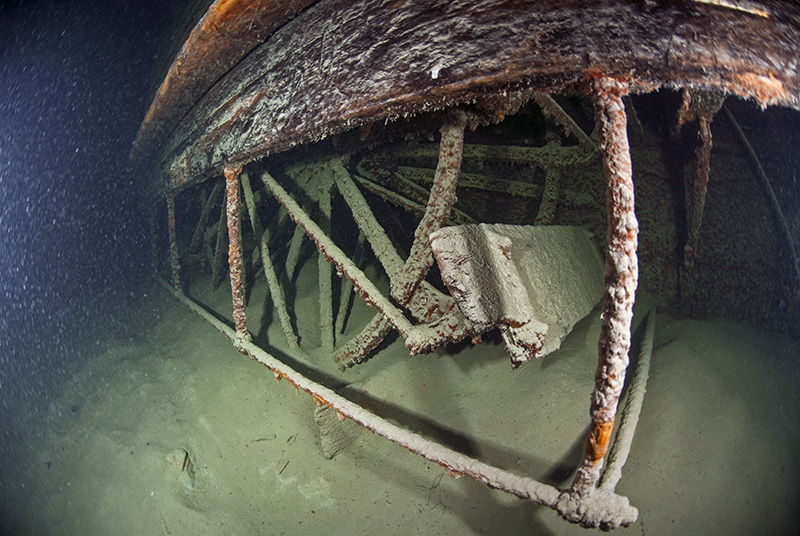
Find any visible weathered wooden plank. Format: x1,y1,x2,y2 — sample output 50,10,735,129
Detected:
132,0,318,171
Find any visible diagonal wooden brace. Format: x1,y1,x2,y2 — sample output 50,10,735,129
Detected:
260,170,416,339
332,111,468,365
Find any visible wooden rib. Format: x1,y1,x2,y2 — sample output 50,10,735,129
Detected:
398,166,542,198
318,177,335,350
285,223,306,280
354,174,475,225
393,109,468,302
532,94,596,150
329,113,468,367
335,231,365,336
212,188,229,290
534,169,562,226
331,160,457,317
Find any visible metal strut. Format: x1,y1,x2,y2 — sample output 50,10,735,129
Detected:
568,77,639,515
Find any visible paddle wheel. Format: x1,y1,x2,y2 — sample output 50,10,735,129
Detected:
131,0,800,529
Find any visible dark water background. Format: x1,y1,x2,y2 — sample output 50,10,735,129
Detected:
0,0,167,467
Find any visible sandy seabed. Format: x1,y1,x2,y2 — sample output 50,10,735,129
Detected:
2,260,799,536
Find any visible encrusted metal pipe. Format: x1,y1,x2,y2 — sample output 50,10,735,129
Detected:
571,77,639,499
225,165,249,342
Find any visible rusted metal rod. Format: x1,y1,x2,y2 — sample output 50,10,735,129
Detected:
571,77,639,499
225,165,249,342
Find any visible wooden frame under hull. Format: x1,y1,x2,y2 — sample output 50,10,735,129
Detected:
136,0,800,530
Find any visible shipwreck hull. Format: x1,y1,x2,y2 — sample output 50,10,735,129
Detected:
131,0,800,199
132,0,800,530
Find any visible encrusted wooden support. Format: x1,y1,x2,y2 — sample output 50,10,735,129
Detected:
330,159,455,320
399,139,596,169
225,165,249,343
161,278,637,530
285,223,306,280
260,171,416,338
533,94,596,151
335,231,365,336
398,166,543,199
190,178,224,252
329,112,468,366
241,172,298,348
534,169,562,226
166,194,182,292
393,110,468,302
570,77,639,501
353,174,474,226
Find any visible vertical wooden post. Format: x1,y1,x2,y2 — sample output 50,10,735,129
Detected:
225,165,249,343
571,77,639,496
